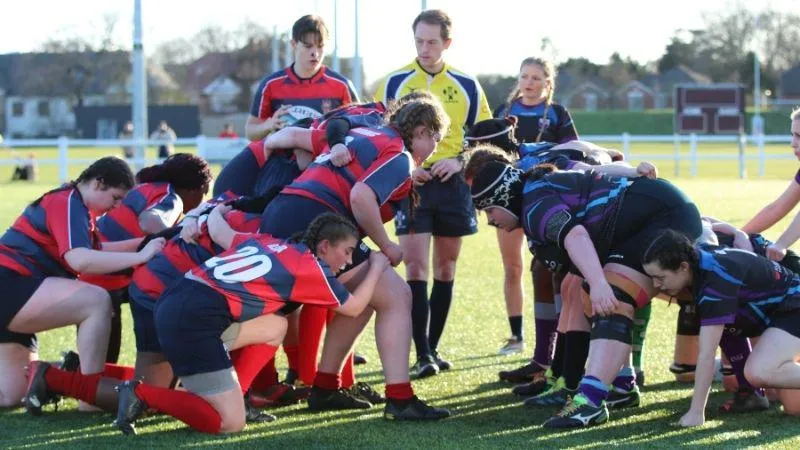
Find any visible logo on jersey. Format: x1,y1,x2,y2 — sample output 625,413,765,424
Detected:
442,86,458,103
394,210,407,229
538,117,551,131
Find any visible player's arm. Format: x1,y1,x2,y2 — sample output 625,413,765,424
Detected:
206,204,240,250
101,238,145,252
682,323,724,427
350,183,394,252
562,224,619,316
742,180,800,234
64,244,163,274
709,219,753,251
770,211,800,260
264,127,314,152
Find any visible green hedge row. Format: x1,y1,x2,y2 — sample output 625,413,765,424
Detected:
570,110,794,135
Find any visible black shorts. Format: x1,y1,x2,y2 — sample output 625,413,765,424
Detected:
769,311,800,339
260,194,370,273
605,178,702,273
213,150,301,198
130,298,161,353
155,279,233,378
394,173,478,237
0,266,42,352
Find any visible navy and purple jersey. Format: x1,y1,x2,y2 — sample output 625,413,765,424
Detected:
693,245,800,333
494,101,577,144
281,126,413,225
187,233,350,321
250,64,359,121
0,187,98,277
714,231,800,275
517,142,589,172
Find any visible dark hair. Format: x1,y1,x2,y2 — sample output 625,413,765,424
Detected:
461,144,514,180
642,229,699,271
31,156,134,206
135,153,212,191
502,57,557,143
412,9,452,41
292,14,329,45
526,163,557,182
465,117,519,154
291,213,358,255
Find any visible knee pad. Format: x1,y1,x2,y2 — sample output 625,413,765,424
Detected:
590,314,633,344
605,272,650,308
677,303,700,336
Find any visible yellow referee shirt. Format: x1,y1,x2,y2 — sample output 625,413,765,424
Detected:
374,59,492,166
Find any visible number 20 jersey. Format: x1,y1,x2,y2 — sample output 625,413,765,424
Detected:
187,233,350,321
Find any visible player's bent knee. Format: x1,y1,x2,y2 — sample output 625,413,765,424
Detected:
744,361,770,387
219,409,246,433
590,314,633,344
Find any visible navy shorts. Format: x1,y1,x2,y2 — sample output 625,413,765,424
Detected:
260,194,370,273
213,150,300,198
155,279,233,378
0,266,42,352
130,298,161,353
394,173,478,237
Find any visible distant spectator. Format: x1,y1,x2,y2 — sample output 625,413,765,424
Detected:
150,121,177,158
11,152,38,181
218,123,239,139
119,121,135,159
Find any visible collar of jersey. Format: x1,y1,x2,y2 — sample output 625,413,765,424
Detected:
287,63,325,83
412,59,448,78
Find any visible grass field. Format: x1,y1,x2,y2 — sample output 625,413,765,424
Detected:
2,144,800,449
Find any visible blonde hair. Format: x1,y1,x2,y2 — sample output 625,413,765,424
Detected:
503,57,556,143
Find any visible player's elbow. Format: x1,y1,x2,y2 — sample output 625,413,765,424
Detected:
64,248,91,274
350,183,376,210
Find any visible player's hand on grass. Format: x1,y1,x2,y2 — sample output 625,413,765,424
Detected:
636,161,658,179
430,158,462,182
766,243,787,261
412,167,433,186
678,409,705,427
381,242,404,267
139,237,166,261
329,143,352,167
589,279,619,316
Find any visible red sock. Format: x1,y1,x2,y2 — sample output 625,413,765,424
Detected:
103,363,135,381
44,366,101,405
340,353,355,389
283,345,300,372
313,371,341,391
249,358,278,393
231,344,277,393
135,383,222,434
385,382,414,401
299,306,329,385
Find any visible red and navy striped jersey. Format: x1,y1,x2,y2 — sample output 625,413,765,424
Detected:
250,64,359,121
96,182,182,242
0,186,98,277
129,209,261,310
187,233,350,321
282,126,413,224
310,102,387,151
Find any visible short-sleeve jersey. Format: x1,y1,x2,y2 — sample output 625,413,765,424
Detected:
250,64,359,122
0,187,97,277
517,142,590,172
693,245,800,333
96,182,182,242
281,126,413,225
309,102,387,152
129,208,261,310
494,100,578,144
187,234,350,321
522,170,631,271
374,60,492,165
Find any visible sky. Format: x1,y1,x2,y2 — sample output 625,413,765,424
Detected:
1,0,797,86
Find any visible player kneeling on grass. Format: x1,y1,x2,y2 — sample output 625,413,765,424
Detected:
643,229,800,426
464,145,702,429
111,207,390,435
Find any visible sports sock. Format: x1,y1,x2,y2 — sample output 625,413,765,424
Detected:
719,333,759,392
340,353,355,389
578,375,610,407
409,280,431,358
283,345,300,373
231,344,277,393
103,363,135,381
632,303,652,371
550,332,566,379
509,315,523,341
249,358,278,393
298,305,329,385
385,382,415,406
134,383,222,434
428,279,454,351
44,366,101,404
612,366,637,391
563,331,590,390
106,299,122,363
313,371,341,391
533,302,558,366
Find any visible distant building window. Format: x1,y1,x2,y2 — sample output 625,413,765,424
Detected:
37,101,50,117
12,102,24,117
627,90,644,111
584,92,598,111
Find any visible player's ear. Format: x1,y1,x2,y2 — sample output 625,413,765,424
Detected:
316,239,330,257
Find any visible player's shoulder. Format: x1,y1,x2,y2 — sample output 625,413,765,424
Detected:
444,64,482,86
257,68,290,88
320,66,354,85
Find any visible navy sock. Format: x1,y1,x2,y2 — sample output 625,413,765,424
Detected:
408,280,431,358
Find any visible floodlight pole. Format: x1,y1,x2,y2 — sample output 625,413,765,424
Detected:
353,0,362,96
752,16,763,136
332,0,340,72
132,0,148,170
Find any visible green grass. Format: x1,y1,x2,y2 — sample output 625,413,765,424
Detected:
2,147,800,448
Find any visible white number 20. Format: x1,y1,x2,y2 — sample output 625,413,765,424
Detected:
204,246,272,283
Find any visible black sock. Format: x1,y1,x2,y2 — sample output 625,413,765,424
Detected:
408,280,431,358
509,315,523,341
106,295,122,363
550,332,566,379
428,279,454,351
563,331,590,390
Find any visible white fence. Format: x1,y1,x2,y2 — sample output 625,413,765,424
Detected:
0,134,793,182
